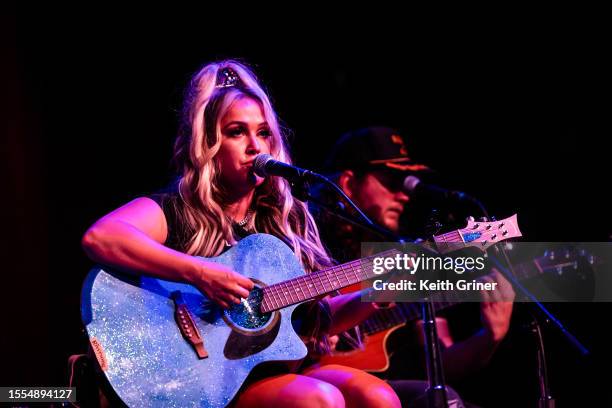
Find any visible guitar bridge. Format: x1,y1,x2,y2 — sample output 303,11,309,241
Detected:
171,291,208,359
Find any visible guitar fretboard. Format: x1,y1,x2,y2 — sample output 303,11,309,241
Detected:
260,250,397,313
259,224,519,314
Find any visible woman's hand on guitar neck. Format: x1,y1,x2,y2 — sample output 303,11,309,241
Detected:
190,260,254,309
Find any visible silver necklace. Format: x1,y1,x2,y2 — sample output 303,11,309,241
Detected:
236,209,254,227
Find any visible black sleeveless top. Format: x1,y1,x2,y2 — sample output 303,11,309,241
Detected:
149,188,192,252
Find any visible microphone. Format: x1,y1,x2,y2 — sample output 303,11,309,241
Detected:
403,175,471,201
252,154,326,183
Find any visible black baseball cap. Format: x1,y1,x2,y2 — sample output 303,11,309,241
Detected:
324,127,430,173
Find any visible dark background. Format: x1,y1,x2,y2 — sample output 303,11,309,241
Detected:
3,9,610,407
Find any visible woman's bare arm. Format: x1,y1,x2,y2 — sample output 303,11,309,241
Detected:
81,197,253,308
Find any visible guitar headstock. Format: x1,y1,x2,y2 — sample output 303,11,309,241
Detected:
460,214,522,251
434,214,522,253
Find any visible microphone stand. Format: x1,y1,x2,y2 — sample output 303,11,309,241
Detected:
293,176,449,408
531,314,555,408
422,301,450,408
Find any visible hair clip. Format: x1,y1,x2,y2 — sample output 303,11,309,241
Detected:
215,67,241,89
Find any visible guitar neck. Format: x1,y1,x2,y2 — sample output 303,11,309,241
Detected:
260,214,522,314
259,242,495,314
260,249,398,313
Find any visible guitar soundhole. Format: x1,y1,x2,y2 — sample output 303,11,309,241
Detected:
224,286,276,332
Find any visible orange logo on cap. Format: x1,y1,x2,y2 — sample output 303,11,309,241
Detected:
390,134,409,157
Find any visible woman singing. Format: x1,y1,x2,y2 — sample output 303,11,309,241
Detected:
82,60,400,407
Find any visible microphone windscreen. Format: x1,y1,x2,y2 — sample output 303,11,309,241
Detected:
253,154,273,177
403,175,421,193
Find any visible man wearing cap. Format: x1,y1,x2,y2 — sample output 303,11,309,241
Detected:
323,126,429,243
316,127,514,408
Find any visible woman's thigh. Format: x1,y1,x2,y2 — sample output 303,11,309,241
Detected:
234,373,345,408
303,364,401,408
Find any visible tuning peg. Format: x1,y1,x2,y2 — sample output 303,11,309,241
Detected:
549,251,555,261
466,215,480,230
479,217,489,222
565,250,571,259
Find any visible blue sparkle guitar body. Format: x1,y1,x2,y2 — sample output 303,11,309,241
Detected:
81,233,308,407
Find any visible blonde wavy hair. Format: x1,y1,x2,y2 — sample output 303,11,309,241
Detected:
172,60,332,273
